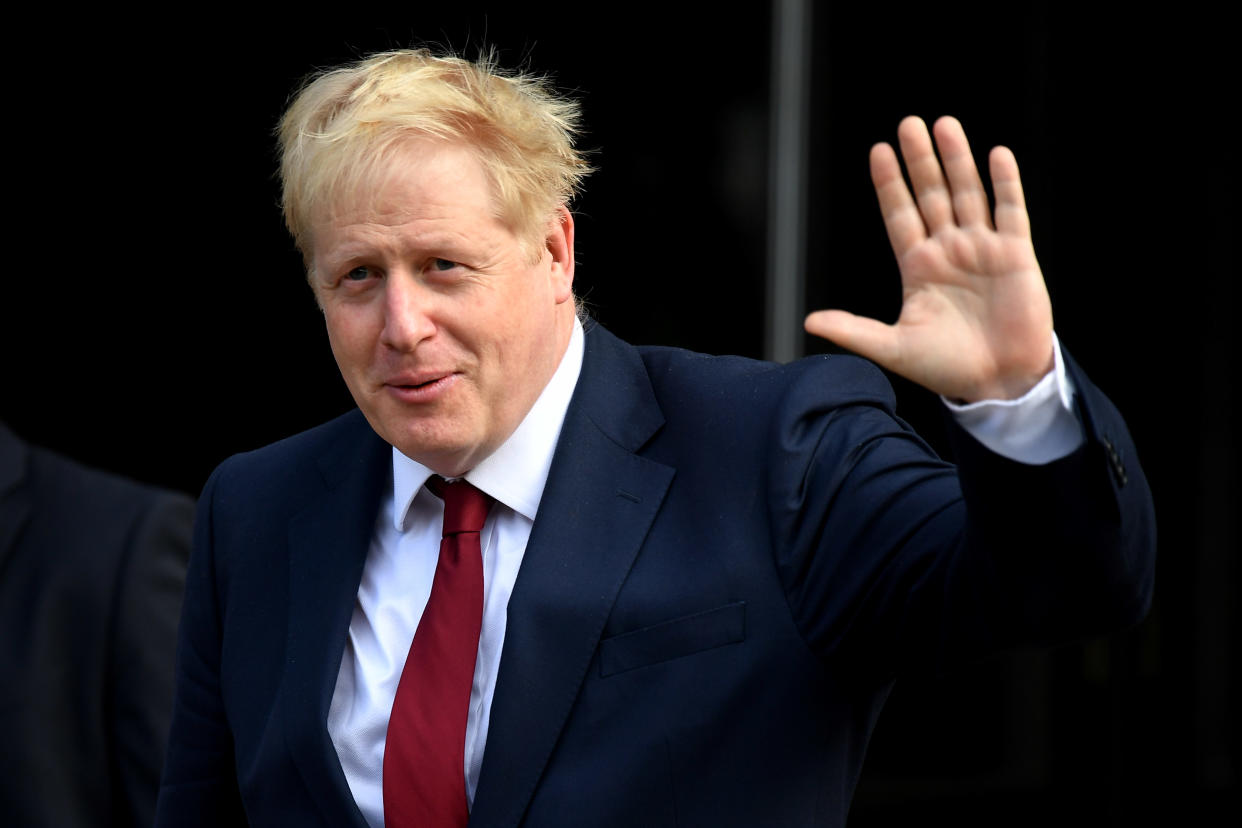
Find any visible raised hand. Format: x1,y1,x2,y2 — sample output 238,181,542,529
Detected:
804,116,1054,402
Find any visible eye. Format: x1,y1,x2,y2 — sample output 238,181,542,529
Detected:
345,266,373,282
431,258,459,272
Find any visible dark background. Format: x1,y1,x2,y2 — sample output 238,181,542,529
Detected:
4,4,1236,825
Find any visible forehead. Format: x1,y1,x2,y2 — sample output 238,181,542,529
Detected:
325,137,499,227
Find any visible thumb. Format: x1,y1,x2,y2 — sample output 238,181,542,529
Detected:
804,309,901,368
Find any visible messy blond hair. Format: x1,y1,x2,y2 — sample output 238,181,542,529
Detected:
278,48,590,260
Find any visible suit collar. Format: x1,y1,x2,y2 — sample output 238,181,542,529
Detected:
568,322,667,453
470,323,674,827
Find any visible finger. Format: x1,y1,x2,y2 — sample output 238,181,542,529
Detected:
870,142,927,259
897,115,954,233
989,146,1031,238
804,309,901,369
933,116,993,229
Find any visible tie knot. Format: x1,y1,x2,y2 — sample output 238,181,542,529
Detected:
428,477,493,536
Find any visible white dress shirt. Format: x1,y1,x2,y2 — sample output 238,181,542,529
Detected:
327,322,1081,827
327,320,585,827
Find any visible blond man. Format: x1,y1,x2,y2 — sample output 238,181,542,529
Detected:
157,50,1154,828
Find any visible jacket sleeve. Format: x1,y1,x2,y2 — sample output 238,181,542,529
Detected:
768,350,1155,678
155,463,249,826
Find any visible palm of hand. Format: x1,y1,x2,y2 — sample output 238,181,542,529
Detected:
806,116,1054,402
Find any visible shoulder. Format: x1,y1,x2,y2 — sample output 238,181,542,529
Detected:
578,323,905,454
579,322,894,407
206,408,380,494
13,432,186,509
632,340,899,427
576,325,914,478
18,437,193,549
0,426,193,610
196,409,387,550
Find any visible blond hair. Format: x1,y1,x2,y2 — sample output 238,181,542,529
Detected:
278,48,590,259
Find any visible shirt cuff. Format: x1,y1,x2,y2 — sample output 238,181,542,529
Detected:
941,332,1084,465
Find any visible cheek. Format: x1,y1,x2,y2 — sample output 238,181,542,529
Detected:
323,308,375,369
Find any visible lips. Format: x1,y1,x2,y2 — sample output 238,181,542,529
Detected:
382,371,460,402
385,369,451,387
394,376,442,389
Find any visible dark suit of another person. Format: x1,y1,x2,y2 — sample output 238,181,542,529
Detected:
155,324,1154,827
0,422,193,827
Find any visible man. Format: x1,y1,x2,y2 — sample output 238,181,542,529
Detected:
1,422,193,826
157,49,1155,827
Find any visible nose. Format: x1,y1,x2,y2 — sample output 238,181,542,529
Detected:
379,271,436,352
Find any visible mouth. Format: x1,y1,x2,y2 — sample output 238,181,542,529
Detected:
383,372,459,402
396,376,443,390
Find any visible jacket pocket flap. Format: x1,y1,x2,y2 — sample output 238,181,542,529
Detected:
599,601,746,677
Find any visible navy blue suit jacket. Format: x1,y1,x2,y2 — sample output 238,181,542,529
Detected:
156,324,1155,827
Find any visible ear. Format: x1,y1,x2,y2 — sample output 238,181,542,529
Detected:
544,205,576,304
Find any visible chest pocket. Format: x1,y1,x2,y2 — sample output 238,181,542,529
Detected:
598,601,746,677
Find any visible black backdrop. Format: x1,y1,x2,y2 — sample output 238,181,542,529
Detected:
4,4,1236,825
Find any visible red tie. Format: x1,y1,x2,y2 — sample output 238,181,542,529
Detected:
384,477,493,828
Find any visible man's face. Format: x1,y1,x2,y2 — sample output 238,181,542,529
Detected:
310,138,576,477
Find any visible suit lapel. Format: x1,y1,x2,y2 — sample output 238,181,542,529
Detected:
283,413,388,828
470,326,674,828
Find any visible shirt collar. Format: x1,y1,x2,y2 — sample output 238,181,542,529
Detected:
391,317,585,530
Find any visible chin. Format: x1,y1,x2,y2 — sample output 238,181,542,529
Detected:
393,432,473,472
